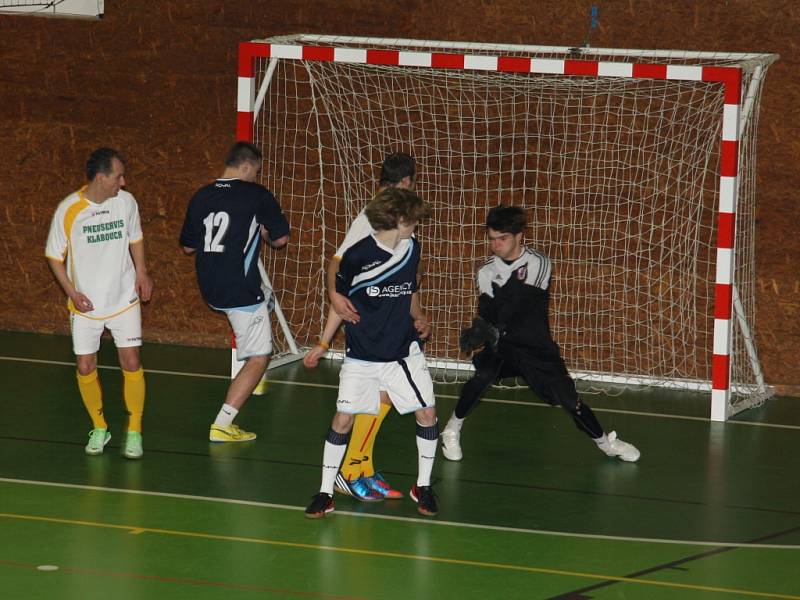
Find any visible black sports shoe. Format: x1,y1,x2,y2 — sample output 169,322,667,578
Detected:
305,493,334,519
409,485,438,516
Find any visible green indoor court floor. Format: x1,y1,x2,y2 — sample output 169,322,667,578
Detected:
1,330,799,600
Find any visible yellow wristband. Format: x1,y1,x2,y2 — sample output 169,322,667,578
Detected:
318,341,330,350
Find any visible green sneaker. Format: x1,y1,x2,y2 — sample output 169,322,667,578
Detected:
124,431,143,459
85,428,111,455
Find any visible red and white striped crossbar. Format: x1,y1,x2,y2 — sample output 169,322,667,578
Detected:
236,41,742,421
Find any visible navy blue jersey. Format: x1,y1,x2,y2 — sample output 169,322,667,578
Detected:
336,235,420,361
179,178,289,309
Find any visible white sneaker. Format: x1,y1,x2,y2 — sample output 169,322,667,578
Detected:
441,428,462,461
598,431,640,462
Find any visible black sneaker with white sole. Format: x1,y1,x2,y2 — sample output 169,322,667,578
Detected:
409,485,438,516
305,493,334,519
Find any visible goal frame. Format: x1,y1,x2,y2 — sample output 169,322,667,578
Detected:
235,34,776,421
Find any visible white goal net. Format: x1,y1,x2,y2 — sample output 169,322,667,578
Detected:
240,35,777,419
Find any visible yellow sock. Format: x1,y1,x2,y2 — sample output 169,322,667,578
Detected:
122,367,145,433
340,402,391,480
77,369,106,429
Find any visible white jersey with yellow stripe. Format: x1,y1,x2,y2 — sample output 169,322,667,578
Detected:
45,187,143,320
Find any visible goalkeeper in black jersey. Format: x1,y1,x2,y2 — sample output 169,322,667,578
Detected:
440,205,640,463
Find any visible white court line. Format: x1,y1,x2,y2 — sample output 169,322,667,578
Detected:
1,355,797,430
2,477,798,550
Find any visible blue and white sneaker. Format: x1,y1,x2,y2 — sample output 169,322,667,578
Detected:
334,473,382,502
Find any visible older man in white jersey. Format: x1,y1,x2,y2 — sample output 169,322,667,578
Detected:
46,147,153,459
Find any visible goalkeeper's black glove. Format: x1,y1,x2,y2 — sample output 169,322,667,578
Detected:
459,316,500,353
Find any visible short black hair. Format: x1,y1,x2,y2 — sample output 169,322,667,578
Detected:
225,141,263,167
486,204,526,234
86,147,125,181
379,152,415,187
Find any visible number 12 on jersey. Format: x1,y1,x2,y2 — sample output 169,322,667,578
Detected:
203,211,230,252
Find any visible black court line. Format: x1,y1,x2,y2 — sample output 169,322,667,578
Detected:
546,524,800,600
2,434,800,520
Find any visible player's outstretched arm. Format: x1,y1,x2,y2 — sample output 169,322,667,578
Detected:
410,292,431,340
327,255,359,323
261,226,289,249
303,305,344,369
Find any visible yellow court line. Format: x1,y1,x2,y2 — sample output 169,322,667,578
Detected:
1,512,798,600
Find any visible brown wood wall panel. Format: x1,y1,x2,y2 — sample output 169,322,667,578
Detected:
0,0,797,389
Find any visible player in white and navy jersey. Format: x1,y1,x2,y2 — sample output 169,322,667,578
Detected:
440,204,640,463
305,187,439,518
303,152,428,501
45,147,153,459
180,141,289,443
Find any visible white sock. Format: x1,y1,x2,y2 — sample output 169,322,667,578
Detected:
416,435,437,487
320,441,347,495
445,414,464,432
593,433,608,445
214,404,238,427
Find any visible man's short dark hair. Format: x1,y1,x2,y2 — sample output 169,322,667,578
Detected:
379,152,415,187
225,141,263,167
86,147,125,181
486,204,526,234
364,187,430,231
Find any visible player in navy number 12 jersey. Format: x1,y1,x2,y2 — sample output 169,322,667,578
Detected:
180,141,289,443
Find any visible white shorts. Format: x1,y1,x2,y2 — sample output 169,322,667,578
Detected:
71,304,142,356
225,303,272,360
337,342,435,415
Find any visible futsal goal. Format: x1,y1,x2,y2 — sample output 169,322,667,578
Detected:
235,34,777,421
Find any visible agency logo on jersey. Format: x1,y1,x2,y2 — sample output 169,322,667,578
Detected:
365,282,413,298
215,182,231,188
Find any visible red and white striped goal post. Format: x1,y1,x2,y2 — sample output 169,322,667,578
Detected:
236,36,776,421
